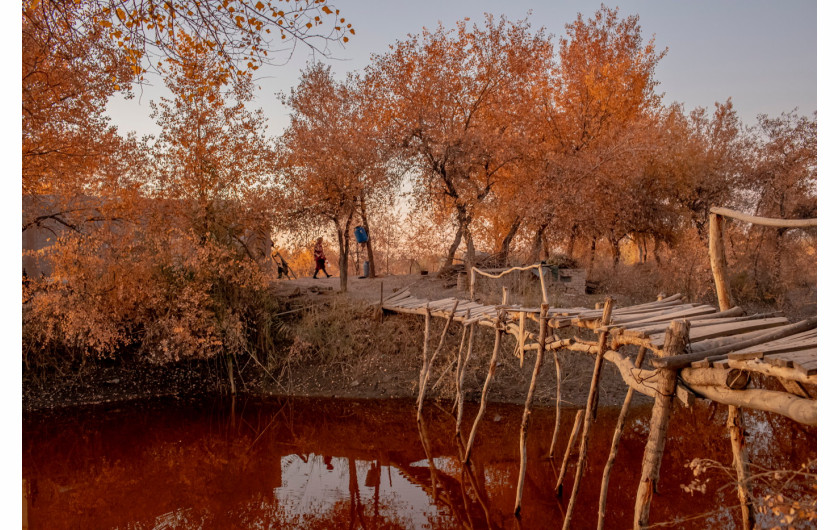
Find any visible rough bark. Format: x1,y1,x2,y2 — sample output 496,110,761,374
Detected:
498,216,521,266
358,194,377,278
634,320,689,529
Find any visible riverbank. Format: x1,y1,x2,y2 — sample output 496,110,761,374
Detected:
24,273,650,411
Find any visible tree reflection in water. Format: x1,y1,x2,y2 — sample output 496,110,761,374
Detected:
23,396,814,529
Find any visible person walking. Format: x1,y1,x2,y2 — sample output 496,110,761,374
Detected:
313,237,330,278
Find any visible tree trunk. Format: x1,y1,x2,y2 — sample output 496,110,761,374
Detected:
456,205,476,290
528,222,549,263
359,194,377,278
443,225,463,268
565,224,578,257
653,236,662,267
586,236,598,280
335,216,352,293
498,216,521,266
609,234,622,268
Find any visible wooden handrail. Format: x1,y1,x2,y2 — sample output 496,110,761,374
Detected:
710,207,817,228
470,263,548,304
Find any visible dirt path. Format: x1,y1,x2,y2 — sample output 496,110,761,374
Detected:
270,272,452,304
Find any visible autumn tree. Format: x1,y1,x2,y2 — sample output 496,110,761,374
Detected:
740,110,816,299
482,5,668,269
369,15,554,273
23,34,282,367
23,0,353,231
279,63,397,292
24,0,353,80
22,0,136,237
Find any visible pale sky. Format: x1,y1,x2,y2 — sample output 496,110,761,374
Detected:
106,0,818,138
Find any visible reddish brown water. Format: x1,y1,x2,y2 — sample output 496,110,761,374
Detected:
23,396,815,529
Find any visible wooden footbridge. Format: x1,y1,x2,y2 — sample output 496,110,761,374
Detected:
379,207,816,530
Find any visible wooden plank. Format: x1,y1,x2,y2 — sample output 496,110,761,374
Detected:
654,318,817,369
574,300,686,321
763,349,817,376
649,317,789,349
426,297,458,309
608,304,713,326
728,340,816,360
617,314,755,339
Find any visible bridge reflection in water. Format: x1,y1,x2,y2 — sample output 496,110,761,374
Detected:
23,396,814,529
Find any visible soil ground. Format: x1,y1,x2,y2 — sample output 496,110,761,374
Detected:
23,272,654,411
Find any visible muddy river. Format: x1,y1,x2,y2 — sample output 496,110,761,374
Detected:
23,396,815,529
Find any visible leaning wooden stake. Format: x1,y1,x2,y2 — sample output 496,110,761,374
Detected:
548,348,564,458
417,301,459,420
633,319,689,530
514,304,549,516
555,409,584,496
597,344,648,530
416,305,432,421
464,310,505,463
561,297,614,530
455,311,475,436
729,405,756,530
709,212,755,530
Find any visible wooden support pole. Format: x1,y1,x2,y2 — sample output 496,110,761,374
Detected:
548,348,563,458
562,297,614,530
597,345,647,530
729,405,756,530
518,311,527,367
709,212,755,529
633,319,689,530
537,264,548,304
709,213,733,312
464,311,505,463
417,301,459,420
555,409,584,496
416,305,432,421
454,309,473,433
514,304,549,516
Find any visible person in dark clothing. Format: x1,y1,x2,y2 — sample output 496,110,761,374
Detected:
313,237,330,278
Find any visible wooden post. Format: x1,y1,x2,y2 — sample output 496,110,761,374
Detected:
597,344,647,530
514,303,549,516
416,305,432,420
518,311,527,368
555,409,584,496
537,263,548,304
548,349,563,458
562,297,614,530
709,212,755,529
729,405,756,530
464,310,505,463
709,213,733,312
417,301,459,420
470,268,476,301
502,286,508,305
633,320,689,529
455,310,474,436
